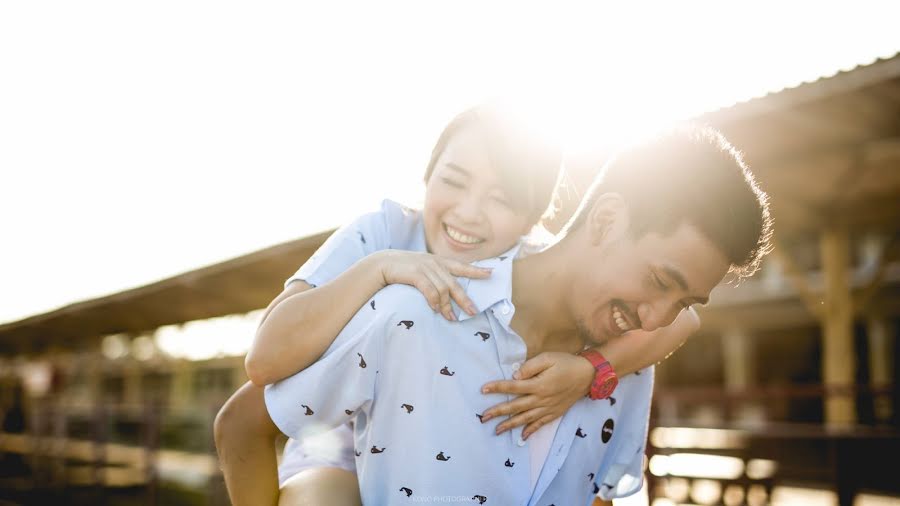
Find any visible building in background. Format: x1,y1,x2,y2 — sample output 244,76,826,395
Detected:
1,54,899,506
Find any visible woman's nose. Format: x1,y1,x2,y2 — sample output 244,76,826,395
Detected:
453,195,485,224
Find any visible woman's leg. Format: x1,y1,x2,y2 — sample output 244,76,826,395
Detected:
278,467,362,506
214,381,280,506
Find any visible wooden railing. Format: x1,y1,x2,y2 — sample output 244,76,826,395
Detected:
647,384,899,506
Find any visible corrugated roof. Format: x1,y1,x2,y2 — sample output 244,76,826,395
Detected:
701,51,900,124
3,51,900,350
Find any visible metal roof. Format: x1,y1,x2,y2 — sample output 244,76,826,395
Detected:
0,231,331,352
3,52,900,351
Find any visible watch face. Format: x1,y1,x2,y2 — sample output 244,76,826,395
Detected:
595,377,617,399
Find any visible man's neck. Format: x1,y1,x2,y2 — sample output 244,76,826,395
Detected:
509,242,585,359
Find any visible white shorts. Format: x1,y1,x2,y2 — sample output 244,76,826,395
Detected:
278,422,357,487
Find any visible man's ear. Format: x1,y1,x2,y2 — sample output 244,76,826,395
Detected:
586,193,628,246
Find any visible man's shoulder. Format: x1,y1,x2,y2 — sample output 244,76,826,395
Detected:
369,284,433,316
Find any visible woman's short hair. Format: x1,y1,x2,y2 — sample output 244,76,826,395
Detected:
424,105,563,227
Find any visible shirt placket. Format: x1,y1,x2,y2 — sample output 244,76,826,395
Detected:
527,402,585,505
488,300,531,503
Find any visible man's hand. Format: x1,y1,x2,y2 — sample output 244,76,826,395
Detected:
479,352,594,439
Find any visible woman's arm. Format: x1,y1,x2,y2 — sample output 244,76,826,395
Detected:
244,253,383,386
245,250,491,385
479,307,700,438
599,305,699,376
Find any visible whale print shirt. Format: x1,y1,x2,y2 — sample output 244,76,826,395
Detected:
266,247,654,506
277,199,428,484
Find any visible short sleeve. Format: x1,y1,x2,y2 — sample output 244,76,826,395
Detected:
264,303,388,440
286,202,392,289
596,366,655,500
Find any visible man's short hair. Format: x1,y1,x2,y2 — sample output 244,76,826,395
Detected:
562,125,773,281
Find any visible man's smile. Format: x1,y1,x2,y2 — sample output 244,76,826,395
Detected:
610,301,640,335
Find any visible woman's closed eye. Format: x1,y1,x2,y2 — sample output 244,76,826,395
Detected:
490,194,512,208
441,177,465,189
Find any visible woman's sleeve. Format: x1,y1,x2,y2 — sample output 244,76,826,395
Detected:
286,201,393,289
263,301,388,440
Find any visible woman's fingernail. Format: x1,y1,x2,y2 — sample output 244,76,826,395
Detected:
482,414,492,423
513,372,521,380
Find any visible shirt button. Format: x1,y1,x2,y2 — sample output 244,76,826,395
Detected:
517,437,527,447
501,304,511,315
511,362,521,372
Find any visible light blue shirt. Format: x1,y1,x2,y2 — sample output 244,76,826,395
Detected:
290,199,426,290
278,199,428,484
267,234,654,504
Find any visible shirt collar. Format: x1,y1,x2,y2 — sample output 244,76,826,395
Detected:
454,242,522,322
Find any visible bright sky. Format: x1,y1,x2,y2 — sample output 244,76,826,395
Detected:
2,1,899,337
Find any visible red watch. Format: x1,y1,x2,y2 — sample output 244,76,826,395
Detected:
578,349,618,400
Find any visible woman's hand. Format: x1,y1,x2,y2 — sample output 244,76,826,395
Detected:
374,250,492,321
479,352,594,439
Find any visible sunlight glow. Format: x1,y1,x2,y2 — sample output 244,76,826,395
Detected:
745,459,777,480
649,453,744,479
2,3,899,368
154,311,261,361
651,426,747,449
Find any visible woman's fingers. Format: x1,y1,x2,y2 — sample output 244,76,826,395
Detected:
411,276,441,313
434,267,477,316
522,414,558,440
444,259,493,280
515,353,554,380
494,406,544,435
481,378,539,396
422,269,455,321
480,383,542,420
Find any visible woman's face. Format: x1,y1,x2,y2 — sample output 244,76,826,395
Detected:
423,124,534,263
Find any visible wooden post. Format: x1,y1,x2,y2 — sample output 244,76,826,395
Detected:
722,327,758,424
722,327,754,392
123,361,142,407
866,315,894,423
170,359,193,409
820,227,856,426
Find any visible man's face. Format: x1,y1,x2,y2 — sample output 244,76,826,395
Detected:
570,218,730,348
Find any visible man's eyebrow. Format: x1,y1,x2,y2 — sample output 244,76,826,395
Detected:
662,265,710,305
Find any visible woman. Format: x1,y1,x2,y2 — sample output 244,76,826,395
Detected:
215,105,698,505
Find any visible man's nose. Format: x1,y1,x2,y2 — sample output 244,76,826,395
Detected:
637,301,681,332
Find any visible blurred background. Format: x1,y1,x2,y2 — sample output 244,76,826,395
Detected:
1,2,899,505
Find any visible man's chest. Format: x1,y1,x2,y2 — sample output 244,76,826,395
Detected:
354,314,635,504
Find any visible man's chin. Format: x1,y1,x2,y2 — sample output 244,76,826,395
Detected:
575,320,609,349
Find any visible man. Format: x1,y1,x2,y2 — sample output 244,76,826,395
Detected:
260,125,771,505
